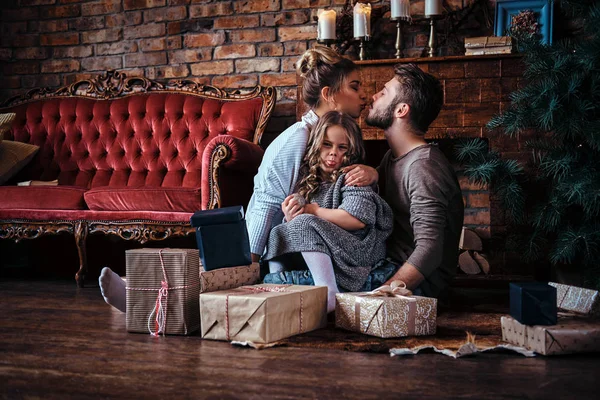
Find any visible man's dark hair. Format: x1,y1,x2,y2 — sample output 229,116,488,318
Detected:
393,64,443,132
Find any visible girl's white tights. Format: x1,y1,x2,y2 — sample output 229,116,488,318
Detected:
301,251,339,313
99,267,126,312
268,259,286,273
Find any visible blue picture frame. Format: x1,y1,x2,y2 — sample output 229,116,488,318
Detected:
494,0,554,45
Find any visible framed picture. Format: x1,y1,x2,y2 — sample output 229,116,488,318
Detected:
494,0,554,45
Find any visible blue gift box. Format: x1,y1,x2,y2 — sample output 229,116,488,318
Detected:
509,282,557,326
190,206,252,271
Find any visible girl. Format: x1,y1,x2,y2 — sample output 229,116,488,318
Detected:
263,111,393,312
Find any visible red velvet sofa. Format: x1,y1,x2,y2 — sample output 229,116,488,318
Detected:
0,71,275,286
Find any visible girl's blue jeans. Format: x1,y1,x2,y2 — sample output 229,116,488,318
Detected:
263,258,403,292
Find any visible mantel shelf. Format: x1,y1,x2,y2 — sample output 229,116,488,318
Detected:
355,53,523,65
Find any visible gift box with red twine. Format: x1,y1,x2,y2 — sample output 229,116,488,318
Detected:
199,284,327,344
126,248,200,336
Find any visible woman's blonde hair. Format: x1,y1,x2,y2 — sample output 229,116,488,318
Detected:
296,46,358,110
296,111,365,202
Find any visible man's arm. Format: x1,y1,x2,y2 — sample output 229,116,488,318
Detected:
384,262,424,290
342,164,378,187
401,158,452,279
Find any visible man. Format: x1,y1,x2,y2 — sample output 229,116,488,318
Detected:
365,64,464,299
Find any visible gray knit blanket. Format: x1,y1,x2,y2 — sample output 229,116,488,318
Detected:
264,174,393,291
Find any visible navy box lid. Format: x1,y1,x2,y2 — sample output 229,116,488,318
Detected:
509,282,557,325
190,205,245,226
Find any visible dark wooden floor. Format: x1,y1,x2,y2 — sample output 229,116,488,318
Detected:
1,279,599,399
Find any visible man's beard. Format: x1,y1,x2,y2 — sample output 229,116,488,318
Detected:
365,103,395,130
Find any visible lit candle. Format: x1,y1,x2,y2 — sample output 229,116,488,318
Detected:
317,9,336,40
353,2,371,38
391,0,410,19
425,0,442,17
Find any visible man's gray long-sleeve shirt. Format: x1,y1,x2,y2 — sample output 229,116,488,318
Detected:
379,144,464,299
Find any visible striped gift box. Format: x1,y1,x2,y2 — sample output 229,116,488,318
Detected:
126,248,200,335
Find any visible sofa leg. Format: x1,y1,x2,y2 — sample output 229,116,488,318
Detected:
74,221,88,288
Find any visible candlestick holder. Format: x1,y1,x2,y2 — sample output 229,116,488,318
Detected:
317,39,336,48
425,16,443,58
390,17,409,59
355,37,369,61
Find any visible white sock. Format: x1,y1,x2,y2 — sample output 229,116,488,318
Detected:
301,251,339,313
269,260,286,273
99,267,127,313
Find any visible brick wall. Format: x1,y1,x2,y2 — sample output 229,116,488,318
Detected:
0,0,493,145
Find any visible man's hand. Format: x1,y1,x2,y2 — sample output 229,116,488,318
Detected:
282,195,304,222
342,164,378,187
383,262,424,290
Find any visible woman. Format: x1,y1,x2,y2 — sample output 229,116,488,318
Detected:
245,46,378,263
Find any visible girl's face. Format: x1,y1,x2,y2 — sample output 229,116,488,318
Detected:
331,70,367,118
319,125,349,175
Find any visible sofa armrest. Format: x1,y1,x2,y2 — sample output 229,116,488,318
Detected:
201,135,264,210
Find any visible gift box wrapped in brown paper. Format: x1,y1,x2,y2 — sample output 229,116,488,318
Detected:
126,248,200,335
200,262,260,293
199,284,327,344
335,282,437,338
548,282,600,317
501,315,600,355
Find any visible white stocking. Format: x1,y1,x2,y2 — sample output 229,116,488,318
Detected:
268,260,286,273
301,251,339,313
99,267,126,312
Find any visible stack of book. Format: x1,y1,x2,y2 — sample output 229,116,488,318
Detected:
464,36,514,56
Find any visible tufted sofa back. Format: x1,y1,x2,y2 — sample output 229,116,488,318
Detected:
1,72,274,189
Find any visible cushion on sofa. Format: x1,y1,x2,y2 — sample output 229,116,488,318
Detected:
0,208,194,223
0,113,16,146
84,186,203,212
0,186,87,210
0,140,39,185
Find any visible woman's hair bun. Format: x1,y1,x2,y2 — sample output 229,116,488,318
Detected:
296,49,318,78
296,46,344,78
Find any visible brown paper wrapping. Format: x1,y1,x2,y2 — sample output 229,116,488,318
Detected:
200,263,260,293
199,284,328,343
126,248,200,335
501,315,600,355
548,282,600,317
335,292,437,338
